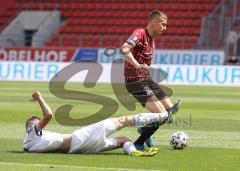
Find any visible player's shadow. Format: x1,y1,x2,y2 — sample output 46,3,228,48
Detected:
69,152,124,156
8,150,124,156
8,150,67,154
97,152,124,156
8,150,25,153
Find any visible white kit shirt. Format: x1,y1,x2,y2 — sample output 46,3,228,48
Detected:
23,124,64,152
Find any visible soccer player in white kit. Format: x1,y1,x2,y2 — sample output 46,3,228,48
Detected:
23,91,175,156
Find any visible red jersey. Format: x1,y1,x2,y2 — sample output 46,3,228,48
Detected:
124,28,155,82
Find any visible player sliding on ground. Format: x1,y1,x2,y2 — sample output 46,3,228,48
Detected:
23,92,178,156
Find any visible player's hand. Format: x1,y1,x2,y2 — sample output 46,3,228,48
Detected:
32,91,42,101
136,64,149,72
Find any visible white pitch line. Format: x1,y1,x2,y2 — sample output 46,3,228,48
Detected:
0,162,166,171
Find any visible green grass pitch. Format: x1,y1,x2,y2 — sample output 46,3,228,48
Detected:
0,81,240,171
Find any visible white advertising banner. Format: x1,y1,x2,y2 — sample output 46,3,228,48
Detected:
0,62,112,83
97,48,225,65
0,62,239,86
151,64,240,86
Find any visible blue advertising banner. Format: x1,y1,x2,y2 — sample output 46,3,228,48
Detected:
72,49,98,62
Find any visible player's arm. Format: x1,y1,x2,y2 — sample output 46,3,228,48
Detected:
120,42,142,68
120,42,149,71
32,91,53,132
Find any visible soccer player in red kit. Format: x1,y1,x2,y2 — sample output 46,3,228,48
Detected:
120,10,181,150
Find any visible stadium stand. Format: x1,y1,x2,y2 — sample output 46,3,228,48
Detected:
0,0,221,49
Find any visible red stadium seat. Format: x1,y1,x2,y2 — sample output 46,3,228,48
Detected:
8,0,220,49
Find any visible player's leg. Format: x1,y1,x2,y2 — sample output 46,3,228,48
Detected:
70,119,126,154
100,136,158,156
70,116,160,154
99,136,130,152
125,80,167,149
150,79,181,123
160,97,173,109
145,95,167,112
134,79,169,149
136,98,181,148
135,80,181,149
127,90,165,149
98,118,160,157
134,95,166,149
110,112,168,130
122,139,159,156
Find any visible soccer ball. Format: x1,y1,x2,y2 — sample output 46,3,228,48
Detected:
170,131,189,150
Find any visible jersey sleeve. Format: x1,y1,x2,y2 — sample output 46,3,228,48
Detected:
33,124,42,136
26,124,42,137
23,124,43,152
126,29,142,47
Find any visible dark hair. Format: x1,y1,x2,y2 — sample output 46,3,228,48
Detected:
25,116,41,129
148,10,167,21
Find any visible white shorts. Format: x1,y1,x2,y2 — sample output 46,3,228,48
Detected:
69,118,117,154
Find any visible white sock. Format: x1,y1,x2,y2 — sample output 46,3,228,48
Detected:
133,112,168,127
123,141,137,155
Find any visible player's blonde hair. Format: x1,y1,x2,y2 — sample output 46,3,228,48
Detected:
148,10,167,21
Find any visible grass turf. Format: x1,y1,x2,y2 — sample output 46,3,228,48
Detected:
0,81,240,171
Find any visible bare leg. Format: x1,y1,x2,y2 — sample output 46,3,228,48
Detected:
110,117,134,130
100,136,131,152
160,97,174,109
115,137,131,148
145,96,166,113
